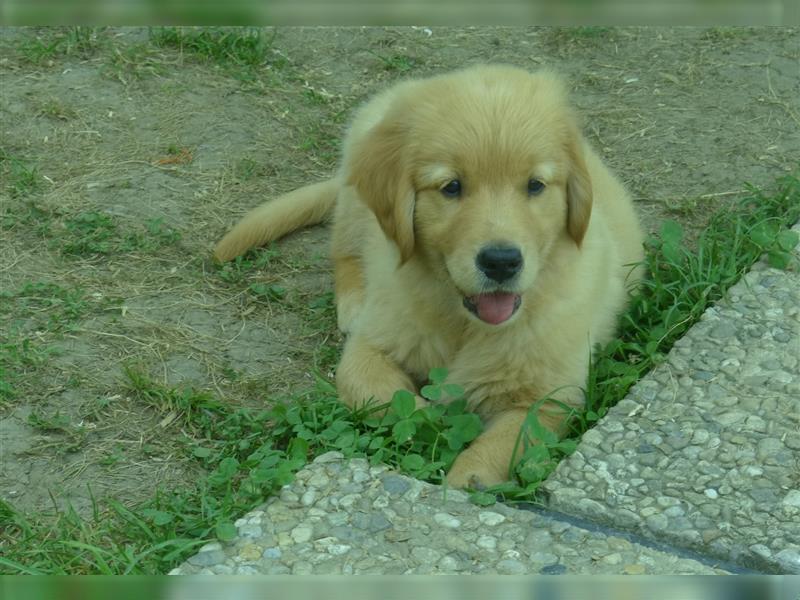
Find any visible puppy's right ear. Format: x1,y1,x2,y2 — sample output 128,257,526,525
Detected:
346,118,416,264
566,130,593,247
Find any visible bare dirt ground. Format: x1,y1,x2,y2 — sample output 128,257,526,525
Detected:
1,26,798,518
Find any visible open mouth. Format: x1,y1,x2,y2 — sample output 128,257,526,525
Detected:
463,292,522,325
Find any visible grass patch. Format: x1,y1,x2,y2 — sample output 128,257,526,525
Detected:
60,212,181,257
701,27,756,42
2,176,797,573
27,410,88,453
149,27,281,71
0,151,44,199
15,27,107,65
230,157,277,182
298,122,342,166
0,198,53,233
541,26,615,50
367,50,418,72
0,282,89,402
35,99,78,121
0,339,46,404
585,176,798,415
0,282,88,330
215,246,282,284
104,43,170,84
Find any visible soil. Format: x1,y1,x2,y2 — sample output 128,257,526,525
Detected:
0,26,798,518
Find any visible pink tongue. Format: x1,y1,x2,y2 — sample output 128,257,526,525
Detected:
472,292,519,325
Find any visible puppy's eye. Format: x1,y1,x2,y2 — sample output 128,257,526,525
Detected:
441,179,462,198
528,179,546,196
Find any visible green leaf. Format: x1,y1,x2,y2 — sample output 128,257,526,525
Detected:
445,397,469,416
248,283,286,300
517,460,550,484
284,406,302,426
368,436,386,450
421,403,447,421
208,457,239,486
660,219,683,245
420,384,442,401
409,409,429,425
391,389,416,419
269,285,286,298
776,229,799,252
312,373,337,394
215,521,238,542
335,430,356,450
483,481,527,495
392,419,416,444
437,447,459,468
428,367,448,384
442,383,464,399
767,250,791,270
142,509,174,526
286,437,308,462
551,439,578,455
469,491,497,506
401,453,426,472
749,223,776,248
309,294,334,310
255,452,281,470
523,413,558,446
521,443,551,463
192,447,212,458
443,413,482,444
662,242,683,265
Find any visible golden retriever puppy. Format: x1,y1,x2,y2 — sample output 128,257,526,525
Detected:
214,65,644,489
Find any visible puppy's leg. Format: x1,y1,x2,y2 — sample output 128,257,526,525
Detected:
446,404,570,489
332,255,365,333
330,188,368,334
337,334,427,412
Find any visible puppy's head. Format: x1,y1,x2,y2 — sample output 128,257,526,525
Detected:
347,65,592,326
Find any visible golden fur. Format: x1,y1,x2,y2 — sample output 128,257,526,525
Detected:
214,65,644,488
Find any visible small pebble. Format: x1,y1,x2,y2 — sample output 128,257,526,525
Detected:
290,525,313,544
623,564,647,575
477,511,506,526
238,543,262,562
433,513,461,529
497,559,527,575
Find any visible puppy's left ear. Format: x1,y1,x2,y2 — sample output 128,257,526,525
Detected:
566,130,593,246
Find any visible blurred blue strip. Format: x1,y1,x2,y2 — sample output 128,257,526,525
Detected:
1,575,797,600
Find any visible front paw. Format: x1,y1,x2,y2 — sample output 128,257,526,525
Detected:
446,449,509,490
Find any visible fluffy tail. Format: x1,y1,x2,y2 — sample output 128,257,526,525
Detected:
213,179,339,262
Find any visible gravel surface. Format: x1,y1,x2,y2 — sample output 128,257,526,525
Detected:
174,223,798,576
544,222,800,574
170,452,728,575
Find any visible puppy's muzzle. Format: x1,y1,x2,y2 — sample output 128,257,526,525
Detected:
462,244,524,326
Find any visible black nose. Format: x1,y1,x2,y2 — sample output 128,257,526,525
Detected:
476,245,523,283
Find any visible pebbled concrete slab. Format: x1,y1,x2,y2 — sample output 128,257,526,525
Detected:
543,223,800,574
171,452,730,575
